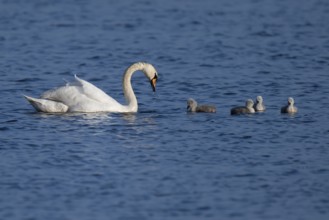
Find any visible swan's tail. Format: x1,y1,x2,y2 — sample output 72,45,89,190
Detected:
24,95,69,113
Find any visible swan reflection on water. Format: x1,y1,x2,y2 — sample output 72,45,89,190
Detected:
30,110,158,128
79,113,113,125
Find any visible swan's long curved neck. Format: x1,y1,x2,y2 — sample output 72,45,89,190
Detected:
122,63,144,112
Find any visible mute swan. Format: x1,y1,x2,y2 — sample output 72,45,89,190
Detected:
24,62,158,113
253,95,266,112
281,97,298,113
187,98,216,113
231,99,255,115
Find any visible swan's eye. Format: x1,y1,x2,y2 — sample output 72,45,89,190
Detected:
153,73,158,80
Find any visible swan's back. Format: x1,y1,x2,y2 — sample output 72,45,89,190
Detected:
42,86,127,112
42,75,118,103
73,75,118,103
40,76,125,112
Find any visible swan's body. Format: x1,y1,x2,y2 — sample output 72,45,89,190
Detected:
24,62,158,113
231,99,255,115
253,96,266,112
187,98,216,113
281,97,298,114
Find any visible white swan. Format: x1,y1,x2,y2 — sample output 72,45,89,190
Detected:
24,62,158,113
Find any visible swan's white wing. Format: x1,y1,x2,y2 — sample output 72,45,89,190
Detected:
40,76,127,112
41,85,126,112
73,75,119,104
41,85,84,104
41,75,121,106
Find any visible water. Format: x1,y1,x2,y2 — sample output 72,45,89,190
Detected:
1,0,329,219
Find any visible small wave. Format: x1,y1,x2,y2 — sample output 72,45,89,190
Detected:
0,127,9,131
251,31,278,37
52,23,76,28
15,78,43,82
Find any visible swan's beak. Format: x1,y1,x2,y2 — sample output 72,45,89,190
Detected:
150,76,157,92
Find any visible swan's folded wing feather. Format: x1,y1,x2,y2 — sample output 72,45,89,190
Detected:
73,75,119,104
40,86,125,112
40,77,124,112
41,85,83,104
24,95,68,113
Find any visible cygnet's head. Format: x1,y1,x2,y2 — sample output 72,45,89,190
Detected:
256,96,263,103
187,98,198,112
246,99,254,108
288,97,294,105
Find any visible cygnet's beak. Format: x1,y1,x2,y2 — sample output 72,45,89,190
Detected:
150,75,157,92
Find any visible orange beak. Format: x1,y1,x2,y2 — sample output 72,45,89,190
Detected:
150,76,157,92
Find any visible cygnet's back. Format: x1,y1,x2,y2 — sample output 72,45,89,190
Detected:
187,98,216,113
231,99,255,115
253,96,266,112
281,97,298,113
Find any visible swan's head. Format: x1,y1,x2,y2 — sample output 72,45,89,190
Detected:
288,97,294,105
187,98,197,112
246,99,254,108
142,63,158,92
256,96,263,103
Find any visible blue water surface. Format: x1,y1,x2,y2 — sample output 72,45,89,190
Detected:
1,0,329,219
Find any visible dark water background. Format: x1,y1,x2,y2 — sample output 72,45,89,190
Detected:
1,0,329,219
